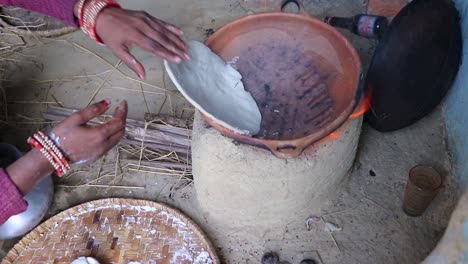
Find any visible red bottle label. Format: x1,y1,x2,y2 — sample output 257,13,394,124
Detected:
357,16,377,38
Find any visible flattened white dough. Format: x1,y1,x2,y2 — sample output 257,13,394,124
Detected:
71,257,101,264
164,40,261,136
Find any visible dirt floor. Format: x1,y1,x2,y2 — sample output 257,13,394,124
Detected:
0,0,459,263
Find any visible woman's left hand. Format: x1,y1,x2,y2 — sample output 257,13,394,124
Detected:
94,7,189,79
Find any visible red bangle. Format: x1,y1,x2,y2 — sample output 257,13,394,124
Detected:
82,0,121,43
27,132,70,177
28,137,64,176
33,134,70,174
37,131,71,170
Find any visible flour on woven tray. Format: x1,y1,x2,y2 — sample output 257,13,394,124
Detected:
172,247,213,264
31,204,212,263
195,251,213,263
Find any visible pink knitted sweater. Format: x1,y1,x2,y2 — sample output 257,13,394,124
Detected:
0,168,27,225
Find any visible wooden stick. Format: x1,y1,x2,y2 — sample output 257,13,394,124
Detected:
125,126,190,147
57,184,145,190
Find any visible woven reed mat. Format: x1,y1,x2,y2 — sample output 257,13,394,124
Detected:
1,198,220,264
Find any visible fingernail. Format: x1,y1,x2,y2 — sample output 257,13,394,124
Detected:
137,73,145,80
119,101,126,109
100,99,110,106
174,57,182,63
185,54,191,60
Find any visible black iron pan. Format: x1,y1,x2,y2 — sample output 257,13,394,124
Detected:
365,0,462,132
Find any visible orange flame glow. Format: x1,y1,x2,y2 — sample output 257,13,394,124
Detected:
317,131,340,145
328,132,339,139
349,89,372,119
318,88,372,143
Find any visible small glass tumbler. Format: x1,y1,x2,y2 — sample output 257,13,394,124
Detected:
403,166,442,217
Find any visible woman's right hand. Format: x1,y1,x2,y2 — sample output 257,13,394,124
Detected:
95,8,188,80
50,100,128,164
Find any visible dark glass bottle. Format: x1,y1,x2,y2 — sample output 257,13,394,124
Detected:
324,15,389,39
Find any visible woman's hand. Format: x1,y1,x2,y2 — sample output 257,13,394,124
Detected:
95,7,189,79
50,100,128,164
7,100,127,194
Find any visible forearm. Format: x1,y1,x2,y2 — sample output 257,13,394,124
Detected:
0,0,79,27
6,148,54,195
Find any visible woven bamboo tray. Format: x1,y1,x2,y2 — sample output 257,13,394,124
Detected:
1,199,220,264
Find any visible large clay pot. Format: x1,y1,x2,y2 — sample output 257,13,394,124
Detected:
203,0,363,159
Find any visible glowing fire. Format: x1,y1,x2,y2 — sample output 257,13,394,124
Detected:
328,132,339,139
317,131,340,145
349,89,372,119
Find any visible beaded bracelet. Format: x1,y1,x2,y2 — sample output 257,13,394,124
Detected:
80,0,121,43
27,132,70,177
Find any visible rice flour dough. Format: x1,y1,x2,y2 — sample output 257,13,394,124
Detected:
164,40,261,136
70,257,100,264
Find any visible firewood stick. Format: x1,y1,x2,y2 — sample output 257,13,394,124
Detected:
126,127,190,146
43,107,192,146
43,107,192,137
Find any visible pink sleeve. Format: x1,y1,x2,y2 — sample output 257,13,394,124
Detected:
0,168,27,225
0,0,79,27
